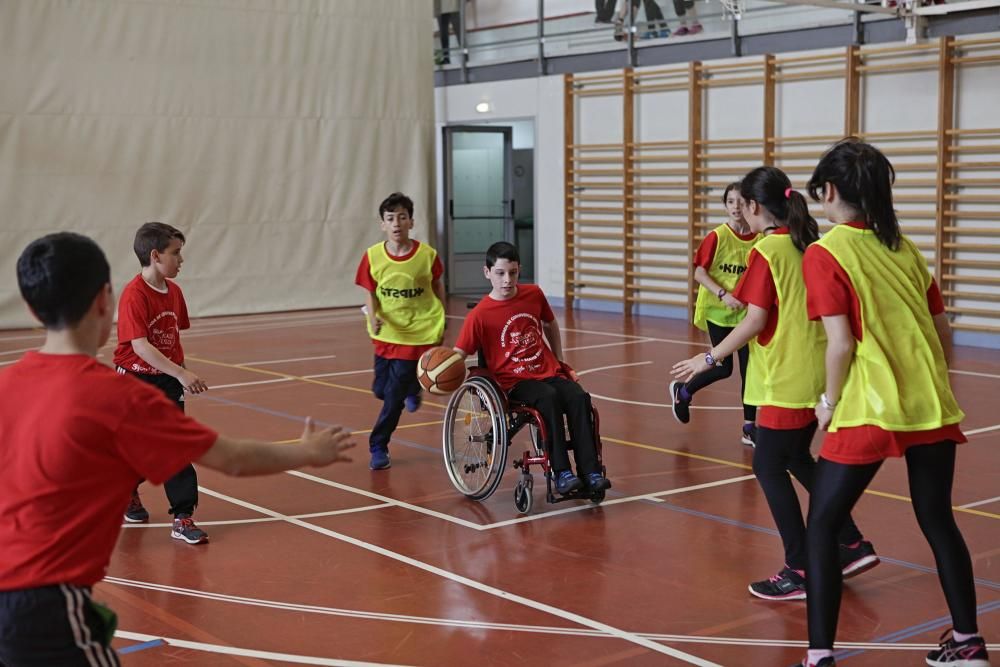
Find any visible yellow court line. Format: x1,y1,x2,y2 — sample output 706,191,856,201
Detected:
274,419,446,445
187,354,453,410
190,355,999,522
602,436,754,471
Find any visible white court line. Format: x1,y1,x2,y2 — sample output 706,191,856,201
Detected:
0,360,16,367
950,368,1000,380
211,377,295,390
959,495,1000,510
196,486,719,665
965,423,1000,436
115,630,415,667
106,577,974,650
107,576,596,637
576,360,739,410
119,502,391,528
238,354,338,366
564,338,654,352
480,474,756,530
287,468,754,533
208,369,372,391
305,369,372,379
576,360,653,376
285,471,487,531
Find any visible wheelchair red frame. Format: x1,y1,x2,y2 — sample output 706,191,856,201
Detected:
442,363,608,514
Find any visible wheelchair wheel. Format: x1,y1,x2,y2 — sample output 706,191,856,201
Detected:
513,475,533,514
590,489,606,505
443,376,509,501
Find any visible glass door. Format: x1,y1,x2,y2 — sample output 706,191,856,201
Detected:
444,126,513,295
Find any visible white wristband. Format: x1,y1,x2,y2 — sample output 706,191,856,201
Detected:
820,393,837,410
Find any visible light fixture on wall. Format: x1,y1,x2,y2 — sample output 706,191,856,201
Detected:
475,101,491,113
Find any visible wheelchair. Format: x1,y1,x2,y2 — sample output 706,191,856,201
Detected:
441,362,608,515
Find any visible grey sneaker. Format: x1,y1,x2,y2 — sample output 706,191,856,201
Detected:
171,514,209,544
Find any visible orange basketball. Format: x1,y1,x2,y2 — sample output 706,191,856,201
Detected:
417,347,467,395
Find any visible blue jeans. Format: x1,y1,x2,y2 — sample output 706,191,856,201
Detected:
369,356,420,452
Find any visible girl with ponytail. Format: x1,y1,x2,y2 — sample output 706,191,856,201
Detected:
801,138,987,667
672,166,877,602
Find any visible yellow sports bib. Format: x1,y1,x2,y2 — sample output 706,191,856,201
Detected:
366,242,445,345
743,234,826,408
693,224,760,331
815,225,963,431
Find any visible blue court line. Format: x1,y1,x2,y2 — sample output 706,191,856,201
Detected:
118,638,165,654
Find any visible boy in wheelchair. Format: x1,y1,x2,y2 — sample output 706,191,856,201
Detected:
453,242,612,496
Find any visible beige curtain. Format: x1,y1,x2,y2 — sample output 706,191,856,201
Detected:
0,0,435,328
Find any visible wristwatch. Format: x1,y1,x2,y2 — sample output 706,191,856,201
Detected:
717,287,726,298
705,352,718,367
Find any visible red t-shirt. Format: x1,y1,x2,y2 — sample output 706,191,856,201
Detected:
455,284,563,391
802,222,964,464
0,352,218,590
692,227,758,269
113,274,190,374
354,240,445,361
729,229,814,430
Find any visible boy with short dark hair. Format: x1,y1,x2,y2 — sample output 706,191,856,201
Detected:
355,192,446,470
113,222,209,543
0,232,353,667
453,242,611,494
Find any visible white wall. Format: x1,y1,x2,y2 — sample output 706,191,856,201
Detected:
435,77,565,295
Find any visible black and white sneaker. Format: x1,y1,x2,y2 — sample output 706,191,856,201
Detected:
669,381,691,424
749,567,807,601
839,540,880,579
123,491,149,523
926,630,990,666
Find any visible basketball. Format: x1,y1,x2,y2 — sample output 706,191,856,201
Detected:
417,347,466,395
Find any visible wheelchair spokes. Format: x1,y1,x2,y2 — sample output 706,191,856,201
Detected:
442,376,508,501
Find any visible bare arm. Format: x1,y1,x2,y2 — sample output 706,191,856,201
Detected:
815,314,856,431
693,265,723,295
131,338,207,393
694,265,744,310
671,304,767,382
933,312,953,366
361,288,382,334
543,318,563,362
196,418,355,477
432,278,446,311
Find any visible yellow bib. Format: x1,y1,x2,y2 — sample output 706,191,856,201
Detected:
815,225,963,431
743,234,826,408
693,224,760,331
366,241,445,345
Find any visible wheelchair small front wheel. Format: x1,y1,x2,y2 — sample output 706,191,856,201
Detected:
590,488,606,505
514,476,533,514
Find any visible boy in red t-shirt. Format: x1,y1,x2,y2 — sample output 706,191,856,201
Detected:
112,222,210,543
1,233,353,667
454,242,611,495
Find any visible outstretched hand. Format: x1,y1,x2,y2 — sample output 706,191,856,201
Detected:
301,418,355,467
671,354,711,383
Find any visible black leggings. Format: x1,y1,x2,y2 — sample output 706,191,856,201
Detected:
806,441,979,648
684,321,757,423
755,423,863,570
